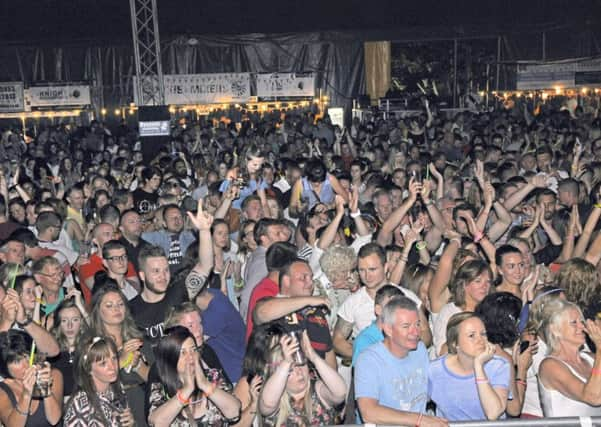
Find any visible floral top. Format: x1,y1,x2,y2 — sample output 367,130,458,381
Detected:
63,389,124,427
262,380,336,427
148,366,234,426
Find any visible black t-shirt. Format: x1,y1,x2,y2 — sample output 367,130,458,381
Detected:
133,188,159,214
49,351,75,397
128,283,186,345
119,236,153,273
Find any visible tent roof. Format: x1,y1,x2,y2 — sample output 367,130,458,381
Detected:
1,0,600,46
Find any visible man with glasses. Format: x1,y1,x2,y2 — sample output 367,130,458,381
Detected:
102,240,140,300
79,222,139,305
31,256,68,316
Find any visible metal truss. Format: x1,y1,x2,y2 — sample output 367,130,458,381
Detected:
129,0,165,106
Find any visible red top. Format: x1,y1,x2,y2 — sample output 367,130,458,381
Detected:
245,276,279,342
78,254,138,305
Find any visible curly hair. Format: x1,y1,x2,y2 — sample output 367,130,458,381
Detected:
319,245,357,282
556,258,600,308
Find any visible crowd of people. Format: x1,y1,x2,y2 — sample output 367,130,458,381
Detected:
0,96,599,427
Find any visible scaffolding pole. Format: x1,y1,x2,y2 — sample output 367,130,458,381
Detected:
129,0,165,106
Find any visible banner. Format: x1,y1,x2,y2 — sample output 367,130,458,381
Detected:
517,58,601,90
0,82,24,112
163,73,251,105
256,73,315,97
28,84,91,107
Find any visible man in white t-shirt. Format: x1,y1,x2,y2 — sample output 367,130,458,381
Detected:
333,243,430,360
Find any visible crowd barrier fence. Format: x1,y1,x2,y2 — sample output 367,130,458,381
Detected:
330,418,601,427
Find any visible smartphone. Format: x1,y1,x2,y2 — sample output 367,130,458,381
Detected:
519,340,530,354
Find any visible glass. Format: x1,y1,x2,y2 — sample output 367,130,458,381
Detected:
31,353,51,398
112,383,130,423
287,330,306,366
106,255,128,263
79,240,92,258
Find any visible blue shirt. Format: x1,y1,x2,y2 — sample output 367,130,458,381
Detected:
352,321,383,366
202,289,246,383
219,178,268,210
355,341,429,414
428,355,510,421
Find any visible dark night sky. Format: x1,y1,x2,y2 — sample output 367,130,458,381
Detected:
0,0,599,46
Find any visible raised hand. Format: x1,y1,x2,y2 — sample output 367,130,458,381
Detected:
457,210,480,238
249,374,263,403
585,319,601,349
187,199,214,231
421,179,432,202
408,176,422,202
530,174,548,188
348,185,360,214
279,334,299,365
482,182,495,207
300,330,318,363
428,162,443,182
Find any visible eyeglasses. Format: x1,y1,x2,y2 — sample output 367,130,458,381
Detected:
36,270,64,279
106,255,128,263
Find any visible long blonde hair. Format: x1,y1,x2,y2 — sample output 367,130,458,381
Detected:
260,340,312,427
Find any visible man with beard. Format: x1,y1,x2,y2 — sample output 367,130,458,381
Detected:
128,244,186,344
142,204,196,274
129,201,213,345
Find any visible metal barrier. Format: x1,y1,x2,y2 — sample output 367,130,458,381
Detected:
331,418,601,427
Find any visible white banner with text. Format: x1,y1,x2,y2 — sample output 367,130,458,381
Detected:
256,73,315,97
164,73,251,105
0,82,24,112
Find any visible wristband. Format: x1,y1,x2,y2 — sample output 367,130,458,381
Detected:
473,231,484,243
516,379,527,387
415,241,427,251
594,203,601,209
17,317,33,328
475,377,489,384
415,412,423,427
424,199,434,206
592,368,601,376
449,237,462,246
349,209,362,219
177,390,191,406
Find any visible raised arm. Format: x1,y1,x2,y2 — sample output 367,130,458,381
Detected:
503,175,547,212
214,184,239,220
377,178,420,247
185,199,214,299
574,197,601,258
349,186,370,237
421,179,446,232
428,231,461,314
259,336,298,416
317,195,345,250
